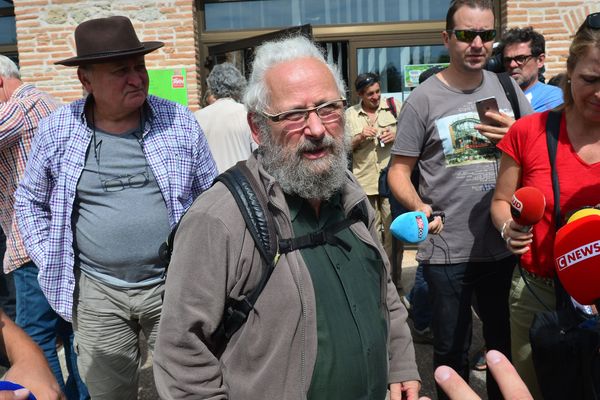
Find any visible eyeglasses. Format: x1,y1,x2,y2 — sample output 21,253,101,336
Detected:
98,169,150,192
262,98,347,133
89,103,149,192
447,29,497,43
503,54,535,67
587,12,600,29
92,133,150,192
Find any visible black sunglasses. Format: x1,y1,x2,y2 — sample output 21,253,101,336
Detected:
448,29,497,43
587,12,600,29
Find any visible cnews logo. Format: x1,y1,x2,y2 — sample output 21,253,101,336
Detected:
556,240,600,270
416,215,425,239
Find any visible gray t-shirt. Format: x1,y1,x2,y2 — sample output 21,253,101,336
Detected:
73,128,171,288
391,70,533,263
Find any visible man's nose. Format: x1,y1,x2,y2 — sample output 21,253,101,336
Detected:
503,57,516,69
303,111,326,139
470,35,484,48
126,70,144,86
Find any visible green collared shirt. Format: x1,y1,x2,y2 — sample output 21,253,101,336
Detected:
286,193,388,400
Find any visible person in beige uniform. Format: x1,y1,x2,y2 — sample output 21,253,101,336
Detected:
345,73,403,289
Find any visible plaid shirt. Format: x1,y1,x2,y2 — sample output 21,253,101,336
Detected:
0,83,59,273
15,95,218,321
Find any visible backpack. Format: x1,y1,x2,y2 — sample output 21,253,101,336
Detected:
160,161,370,349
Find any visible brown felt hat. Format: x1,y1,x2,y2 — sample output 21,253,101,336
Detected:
55,16,164,66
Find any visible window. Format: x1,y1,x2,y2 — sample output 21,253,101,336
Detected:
356,44,449,100
0,0,17,63
203,0,449,31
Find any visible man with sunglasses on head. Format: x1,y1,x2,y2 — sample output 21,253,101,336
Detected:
388,1,533,399
499,27,564,112
154,35,420,400
15,16,217,400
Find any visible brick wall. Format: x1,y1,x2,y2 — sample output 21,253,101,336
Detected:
504,0,600,79
13,0,202,110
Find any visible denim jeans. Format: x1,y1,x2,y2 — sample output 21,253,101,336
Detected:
13,262,89,400
406,264,432,331
423,257,515,400
0,228,16,321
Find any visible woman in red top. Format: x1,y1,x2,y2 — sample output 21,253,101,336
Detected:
491,14,600,398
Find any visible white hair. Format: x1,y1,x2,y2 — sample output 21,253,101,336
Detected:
243,35,346,115
0,55,20,79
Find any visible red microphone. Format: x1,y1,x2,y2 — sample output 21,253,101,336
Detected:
554,210,600,308
510,187,546,228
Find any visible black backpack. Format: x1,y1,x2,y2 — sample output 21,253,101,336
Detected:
160,161,370,350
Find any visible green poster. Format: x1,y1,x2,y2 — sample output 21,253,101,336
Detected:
148,68,188,106
403,63,449,88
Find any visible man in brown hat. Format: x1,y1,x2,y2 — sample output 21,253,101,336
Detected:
15,16,218,400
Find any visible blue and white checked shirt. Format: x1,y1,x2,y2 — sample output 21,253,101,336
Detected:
15,95,218,321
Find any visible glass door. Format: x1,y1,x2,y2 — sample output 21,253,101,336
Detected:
350,39,449,104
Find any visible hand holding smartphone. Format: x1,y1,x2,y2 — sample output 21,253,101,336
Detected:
475,96,501,127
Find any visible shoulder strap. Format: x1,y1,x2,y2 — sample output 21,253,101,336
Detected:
214,162,278,263
545,110,573,310
386,97,398,119
278,200,369,254
546,110,562,228
497,72,521,120
211,162,279,343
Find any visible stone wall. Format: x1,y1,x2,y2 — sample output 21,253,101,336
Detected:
13,0,201,109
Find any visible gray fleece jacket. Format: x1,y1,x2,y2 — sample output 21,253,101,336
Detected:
153,153,419,399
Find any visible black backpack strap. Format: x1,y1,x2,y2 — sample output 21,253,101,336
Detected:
214,163,278,262
211,162,279,343
545,110,572,309
497,72,521,120
386,97,398,119
546,110,562,229
278,201,368,254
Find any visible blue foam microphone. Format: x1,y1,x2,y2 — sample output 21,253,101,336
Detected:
390,211,429,243
0,381,36,399
390,211,445,243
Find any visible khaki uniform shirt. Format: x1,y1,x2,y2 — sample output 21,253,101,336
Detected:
345,98,400,195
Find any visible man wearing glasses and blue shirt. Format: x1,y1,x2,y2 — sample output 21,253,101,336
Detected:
154,35,420,400
15,16,217,400
499,27,564,112
387,1,533,399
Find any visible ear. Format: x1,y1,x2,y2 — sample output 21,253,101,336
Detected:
536,53,546,68
442,30,450,48
247,112,262,144
77,67,93,94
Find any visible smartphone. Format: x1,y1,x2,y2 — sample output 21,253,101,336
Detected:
475,96,501,126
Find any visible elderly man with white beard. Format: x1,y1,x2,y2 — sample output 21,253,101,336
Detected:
153,35,420,400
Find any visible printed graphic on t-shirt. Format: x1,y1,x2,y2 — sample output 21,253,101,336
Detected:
435,111,501,167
